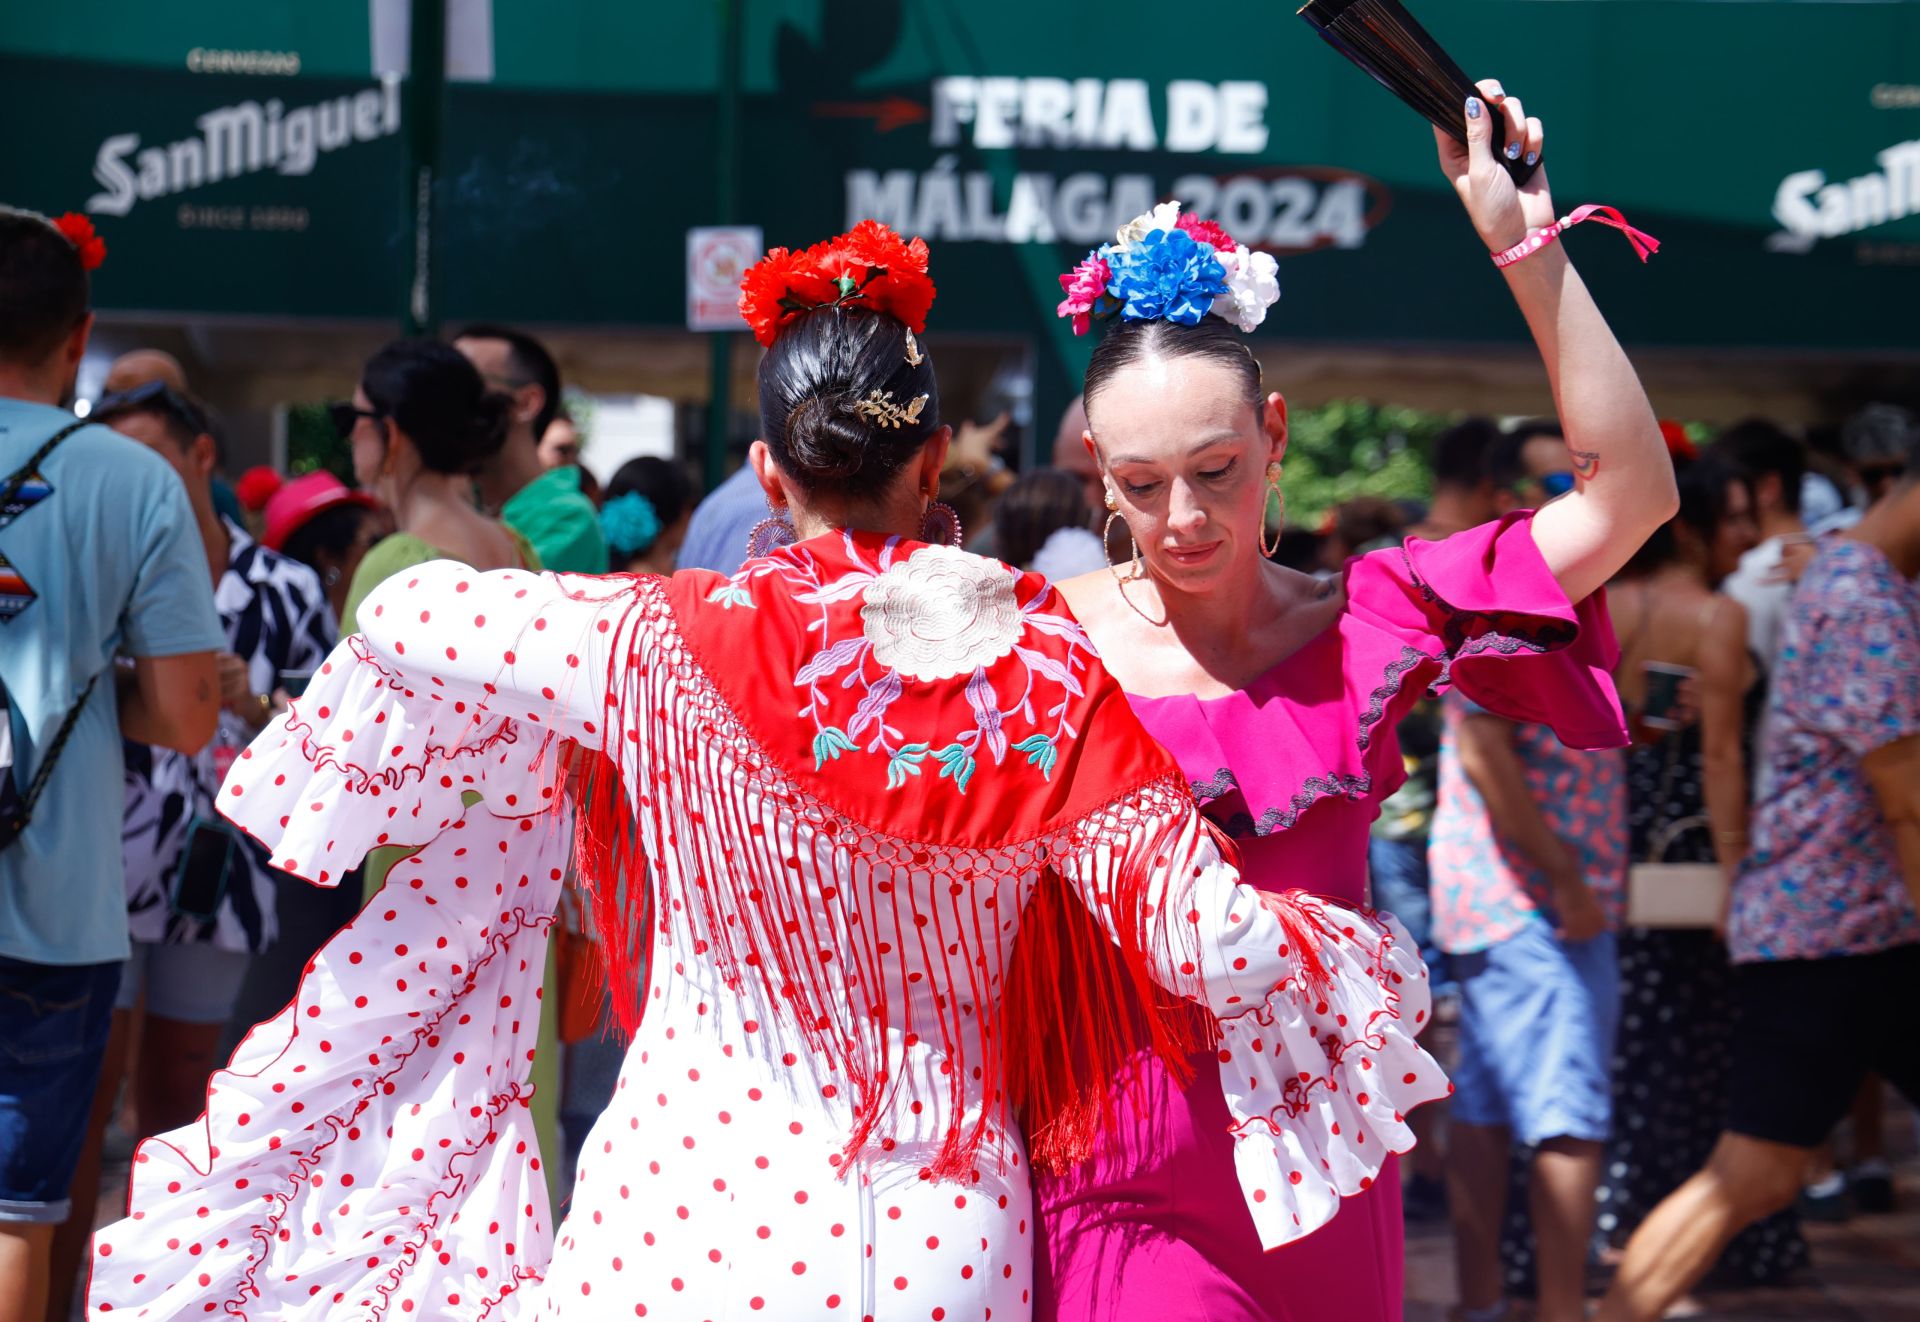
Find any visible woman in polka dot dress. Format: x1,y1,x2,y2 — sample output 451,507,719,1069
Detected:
87,227,1448,1322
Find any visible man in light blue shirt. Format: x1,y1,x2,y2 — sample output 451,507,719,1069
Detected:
676,458,767,575
0,208,221,1309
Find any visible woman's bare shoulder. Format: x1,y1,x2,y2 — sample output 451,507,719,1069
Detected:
1056,567,1116,621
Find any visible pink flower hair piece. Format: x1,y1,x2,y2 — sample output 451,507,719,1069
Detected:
1056,252,1112,337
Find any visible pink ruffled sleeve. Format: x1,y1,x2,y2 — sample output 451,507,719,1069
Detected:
1346,512,1627,750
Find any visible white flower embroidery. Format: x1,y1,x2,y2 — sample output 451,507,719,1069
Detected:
859,545,1023,682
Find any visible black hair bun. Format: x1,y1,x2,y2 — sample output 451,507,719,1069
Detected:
784,393,873,483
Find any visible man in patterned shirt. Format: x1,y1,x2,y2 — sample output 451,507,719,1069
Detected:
1598,436,1920,1322
1428,696,1628,1322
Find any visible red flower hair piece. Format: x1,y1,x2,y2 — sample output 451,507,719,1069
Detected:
1175,213,1238,253
52,212,107,272
737,220,935,348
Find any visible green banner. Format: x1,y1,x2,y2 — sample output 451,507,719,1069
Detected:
5,1,1917,355
2,54,405,319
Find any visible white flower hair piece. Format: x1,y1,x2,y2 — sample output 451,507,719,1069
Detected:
1212,245,1282,333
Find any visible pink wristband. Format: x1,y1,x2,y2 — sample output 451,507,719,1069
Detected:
1491,204,1661,269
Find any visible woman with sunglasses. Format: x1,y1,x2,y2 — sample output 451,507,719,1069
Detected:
332,339,535,635
1032,84,1674,1322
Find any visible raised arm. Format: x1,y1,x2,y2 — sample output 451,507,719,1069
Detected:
1436,79,1677,604
351,559,638,750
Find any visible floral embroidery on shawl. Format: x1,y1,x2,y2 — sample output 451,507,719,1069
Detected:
712,534,1095,794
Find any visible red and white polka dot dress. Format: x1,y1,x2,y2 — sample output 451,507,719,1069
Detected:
88,545,1447,1321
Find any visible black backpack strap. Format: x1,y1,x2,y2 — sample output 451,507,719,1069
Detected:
0,418,88,513
1,418,101,840
14,670,101,825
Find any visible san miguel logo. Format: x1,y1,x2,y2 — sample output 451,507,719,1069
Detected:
829,77,1391,252
1768,136,1920,253
85,77,402,216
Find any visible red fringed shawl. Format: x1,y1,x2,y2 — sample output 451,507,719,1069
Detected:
565,532,1221,1178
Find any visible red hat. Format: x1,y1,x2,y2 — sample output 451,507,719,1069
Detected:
262,471,379,552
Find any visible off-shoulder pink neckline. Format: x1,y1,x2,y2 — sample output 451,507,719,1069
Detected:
1123,579,1352,709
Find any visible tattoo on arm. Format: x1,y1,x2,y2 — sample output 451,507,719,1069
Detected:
1569,446,1601,481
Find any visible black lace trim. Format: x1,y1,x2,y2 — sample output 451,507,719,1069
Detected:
1356,646,1431,753
1216,771,1374,840
1403,547,1578,658
1192,549,1577,841
1190,766,1238,803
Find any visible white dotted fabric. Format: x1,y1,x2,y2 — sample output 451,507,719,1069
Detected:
88,560,1446,1319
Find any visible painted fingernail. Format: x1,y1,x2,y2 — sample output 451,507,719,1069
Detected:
1505,141,1522,160
1466,97,1483,120
1525,151,1539,167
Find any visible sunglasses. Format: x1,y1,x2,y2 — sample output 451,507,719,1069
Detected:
329,402,388,441
1511,471,1577,501
93,380,210,438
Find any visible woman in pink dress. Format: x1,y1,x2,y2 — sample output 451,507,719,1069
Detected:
1033,84,1678,1319
85,224,1445,1322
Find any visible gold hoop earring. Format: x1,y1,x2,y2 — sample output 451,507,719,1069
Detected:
1102,488,1143,585
1260,461,1285,558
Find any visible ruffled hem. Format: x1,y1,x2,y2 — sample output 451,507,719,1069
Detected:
88,640,563,1320
1144,512,1626,841
1216,893,1449,1250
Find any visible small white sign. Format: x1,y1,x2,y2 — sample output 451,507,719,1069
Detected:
686,226,762,332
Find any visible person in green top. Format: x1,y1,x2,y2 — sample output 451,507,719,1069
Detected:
453,324,609,575
337,339,540,631
333,337,565,1201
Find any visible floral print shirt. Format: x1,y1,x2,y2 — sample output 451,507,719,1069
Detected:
1729,539,1920,964
1428,696,1628,955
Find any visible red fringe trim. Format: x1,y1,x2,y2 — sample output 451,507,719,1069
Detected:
558,576,1223,1185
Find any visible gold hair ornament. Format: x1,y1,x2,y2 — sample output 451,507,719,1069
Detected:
903,330,925,368
853,390,929,430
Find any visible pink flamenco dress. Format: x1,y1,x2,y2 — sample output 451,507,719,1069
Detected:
86,533,1450,1322
1032,513,1629,1322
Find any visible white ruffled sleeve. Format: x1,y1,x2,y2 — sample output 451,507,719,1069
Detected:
1057,801,1448,1251
86,565,652,1320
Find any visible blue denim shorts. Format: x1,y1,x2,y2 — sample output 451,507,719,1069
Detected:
1450,920,1619,1145
0,955,121,1223
1367,835,1451,993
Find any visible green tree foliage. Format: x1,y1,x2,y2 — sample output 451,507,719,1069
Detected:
287,400,354,482
1275,399,1455,530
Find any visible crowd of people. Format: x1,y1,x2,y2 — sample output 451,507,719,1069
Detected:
0,78,1914,1322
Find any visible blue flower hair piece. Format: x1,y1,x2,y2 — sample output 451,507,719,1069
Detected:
1055,200,1281,335
1105,228,1229,327
601,490,662,557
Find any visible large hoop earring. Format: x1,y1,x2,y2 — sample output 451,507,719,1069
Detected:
745,505,797,560
1102,487,1144,585
1260,461,1285,559
920,500,963,548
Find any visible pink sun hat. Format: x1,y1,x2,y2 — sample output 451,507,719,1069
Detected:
262,472,380,552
